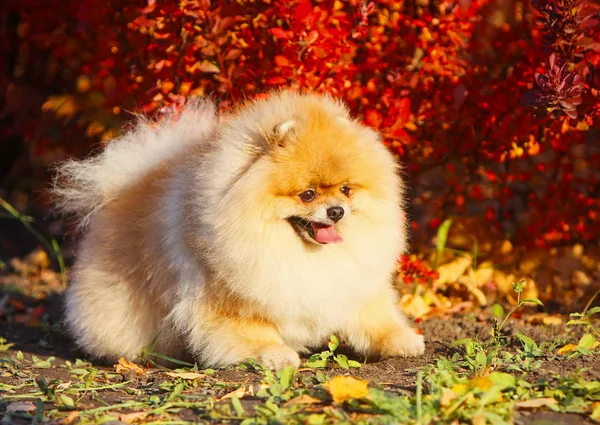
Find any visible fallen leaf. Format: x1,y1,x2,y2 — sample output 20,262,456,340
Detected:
399,293,431,318
6,401,36,413
468,377,493,392
324,376,369,404
115,357,145,376
457,267,488,306
119,411,148,423
525,313,562,326
285,394,323,406
435,255,472,288
591,402,600,421
515,397,557,409
218,383,269,400
59,411,79,424
557,343,578,355
165,371,204,380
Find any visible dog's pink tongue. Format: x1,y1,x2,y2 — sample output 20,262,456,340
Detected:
312,223,343,244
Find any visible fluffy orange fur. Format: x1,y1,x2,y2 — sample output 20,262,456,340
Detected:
54,91,425,369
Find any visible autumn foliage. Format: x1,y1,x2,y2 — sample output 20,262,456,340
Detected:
2,0,600,251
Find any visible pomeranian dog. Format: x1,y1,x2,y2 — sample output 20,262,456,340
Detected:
53,91,425,369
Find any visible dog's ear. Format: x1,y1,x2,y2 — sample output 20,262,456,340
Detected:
241,119,296,157
271,119,295,148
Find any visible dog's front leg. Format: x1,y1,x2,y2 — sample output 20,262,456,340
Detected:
183,298,300,370
341,291,425,360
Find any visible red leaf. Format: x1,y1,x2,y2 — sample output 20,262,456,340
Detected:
275,55,289,67
270,28,288,39
295,0,313,24
397,97,411,123
223,49,242,60
267,76,287,85
365,109,382,128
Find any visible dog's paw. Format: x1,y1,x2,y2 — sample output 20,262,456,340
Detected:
384,329,425,358
257,344,300,370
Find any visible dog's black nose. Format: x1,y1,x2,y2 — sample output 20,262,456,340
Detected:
326,206,344,223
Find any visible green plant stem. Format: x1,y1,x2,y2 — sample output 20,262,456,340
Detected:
582,289,599,316
497,290,522,334
0,197,68,288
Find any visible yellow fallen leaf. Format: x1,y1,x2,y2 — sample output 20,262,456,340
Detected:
324,376,369,404
450,383,476,405
115,357,145,376
165,372,204,380
452,383,469,395
471,264,495,287
557,344,578,355
435,254,472,288
525,313,562,326
591,401,600,421
399,294,431,319
285,394,323,406
218,383,269,400
457,267,488,306
469,377,493,392
515,397,557,409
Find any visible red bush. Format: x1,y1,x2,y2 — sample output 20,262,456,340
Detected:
2,0,600,249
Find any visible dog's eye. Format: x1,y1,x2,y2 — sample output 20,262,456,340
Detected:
340,186,351,196
299,189,316,202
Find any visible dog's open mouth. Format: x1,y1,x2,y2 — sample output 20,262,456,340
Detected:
288,217,343,244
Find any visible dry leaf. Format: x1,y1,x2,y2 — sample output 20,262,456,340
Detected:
165,371,204,380
515,397,557,409
435,255,472,288
457,267,488,306
557,344,578,355
58,411,79,424
115,357,145,376
6,401,36,413
285,394,323,406
399,294,431,318
525,313,562,326
324,376,369,404
470,264,495,287
119,411,148,423
218,383,269,400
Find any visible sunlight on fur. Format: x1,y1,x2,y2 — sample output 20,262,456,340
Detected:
52,91,425,369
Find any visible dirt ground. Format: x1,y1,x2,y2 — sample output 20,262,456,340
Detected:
1,288,598,424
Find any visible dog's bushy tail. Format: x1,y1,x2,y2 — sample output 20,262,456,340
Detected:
51,99,217,229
